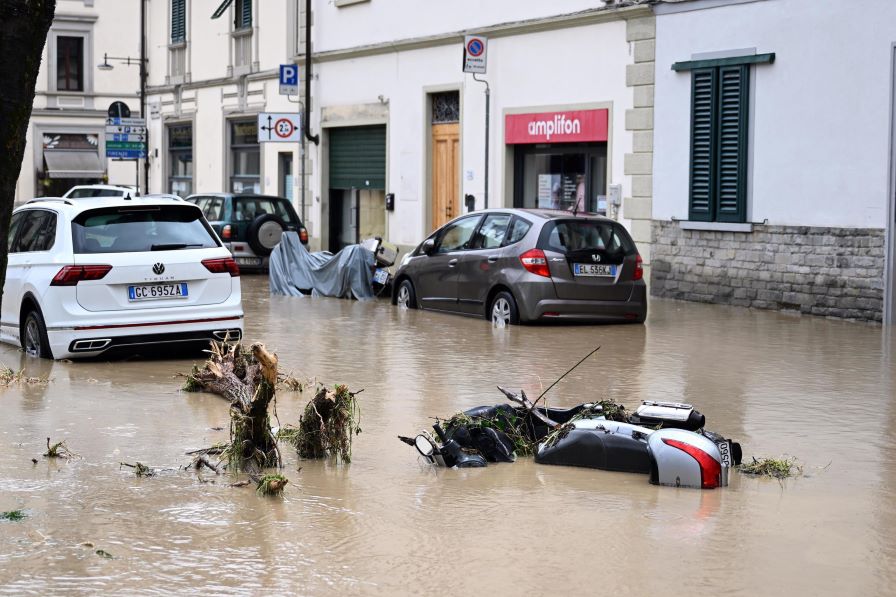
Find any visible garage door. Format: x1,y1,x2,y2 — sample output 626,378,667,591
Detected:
328,125,386,190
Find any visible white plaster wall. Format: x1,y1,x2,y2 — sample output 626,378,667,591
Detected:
314,19,633,247
654,0,895,228
314,0,614,52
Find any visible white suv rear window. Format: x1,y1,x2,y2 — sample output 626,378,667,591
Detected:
72,205,220,254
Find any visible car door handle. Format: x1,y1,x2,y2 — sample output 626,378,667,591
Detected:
448,258,458,267
487,256,499,263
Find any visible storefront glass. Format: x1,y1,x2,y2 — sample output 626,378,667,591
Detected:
168,124,193,197
515,144,607,214
230,120,260,194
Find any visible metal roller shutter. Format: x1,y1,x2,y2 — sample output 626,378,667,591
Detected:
329,125,386,190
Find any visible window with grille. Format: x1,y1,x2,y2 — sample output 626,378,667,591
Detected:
431,91,460,124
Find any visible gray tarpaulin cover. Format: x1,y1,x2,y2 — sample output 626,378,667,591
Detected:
269,231,375,300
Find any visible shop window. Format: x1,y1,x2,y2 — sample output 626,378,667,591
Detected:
687,65,749,223
514,144,607,214
168,124,193,197
56,36,84,92
229,120,260,194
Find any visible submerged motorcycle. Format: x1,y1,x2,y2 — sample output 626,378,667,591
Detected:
405,388,742,490
360,237,399,296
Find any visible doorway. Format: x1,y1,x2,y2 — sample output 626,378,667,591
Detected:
430,91,460,230
278,152,293,202
327,125,387,252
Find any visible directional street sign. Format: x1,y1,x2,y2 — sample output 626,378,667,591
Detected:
105,116,146,159
463,35,488,74
279,64,299,96
257,112,302,143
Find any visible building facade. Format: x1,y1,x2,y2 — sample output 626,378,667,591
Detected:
651,0,896,323
15,0,143,203
144,0,656,267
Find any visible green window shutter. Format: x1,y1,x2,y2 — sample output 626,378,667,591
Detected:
329,125,387,190
715,65,749,223
171,0,185,43
689,68,716,222
235,0,252,29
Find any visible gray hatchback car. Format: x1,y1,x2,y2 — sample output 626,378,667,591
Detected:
391,209,646,324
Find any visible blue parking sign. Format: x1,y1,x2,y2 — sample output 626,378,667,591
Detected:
279,64,299,95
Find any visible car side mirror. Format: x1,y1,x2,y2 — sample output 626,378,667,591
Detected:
421,238,436,255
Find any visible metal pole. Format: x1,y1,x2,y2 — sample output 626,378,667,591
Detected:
301,133,306,221
140,0,148,194
484,85,490,209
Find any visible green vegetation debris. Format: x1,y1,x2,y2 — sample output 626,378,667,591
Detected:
291,384,362,462
120,462,154,477
738,456,802,479
43,437,77,459
256,474,289,496
0,366,49,386
1,510,26,521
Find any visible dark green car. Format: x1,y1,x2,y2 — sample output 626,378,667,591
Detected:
186,193,308,271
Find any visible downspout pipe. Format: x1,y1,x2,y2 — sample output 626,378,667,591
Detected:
304,0,319,145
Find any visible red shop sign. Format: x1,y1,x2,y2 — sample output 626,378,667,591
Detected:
504,109,608,144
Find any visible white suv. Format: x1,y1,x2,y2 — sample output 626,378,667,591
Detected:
1,196,243,359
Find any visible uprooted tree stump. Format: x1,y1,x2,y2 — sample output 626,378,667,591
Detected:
286,384,362,463
183,341,281,474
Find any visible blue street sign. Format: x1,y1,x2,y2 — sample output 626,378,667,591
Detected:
279,64,299,95
106,149,146,159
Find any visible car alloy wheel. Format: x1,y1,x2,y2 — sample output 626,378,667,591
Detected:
492,297,512,325
24,317,42,357
22,310,52,359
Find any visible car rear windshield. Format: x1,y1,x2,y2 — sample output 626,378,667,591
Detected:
72,205,220,253
234,197,297,224
539,219,636,255
67,188,128,198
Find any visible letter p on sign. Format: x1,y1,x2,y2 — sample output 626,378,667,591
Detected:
279,64,299,95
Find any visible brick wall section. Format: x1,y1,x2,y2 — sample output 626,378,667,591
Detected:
650,221,886,322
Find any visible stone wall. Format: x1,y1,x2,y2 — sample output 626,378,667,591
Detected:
650,221,886,322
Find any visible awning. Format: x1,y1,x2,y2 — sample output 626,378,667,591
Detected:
44,150,105,179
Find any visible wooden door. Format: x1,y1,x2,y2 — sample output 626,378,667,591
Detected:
431,122,460,230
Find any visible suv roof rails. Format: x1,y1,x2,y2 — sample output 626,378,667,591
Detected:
26,198,73,206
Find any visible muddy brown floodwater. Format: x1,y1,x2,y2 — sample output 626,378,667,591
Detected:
1,278,895,595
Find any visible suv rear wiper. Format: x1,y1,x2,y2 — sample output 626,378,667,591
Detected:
151,243,204,251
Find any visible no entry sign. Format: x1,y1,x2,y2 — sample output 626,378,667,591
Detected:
463,34,487,74
257,112,302,143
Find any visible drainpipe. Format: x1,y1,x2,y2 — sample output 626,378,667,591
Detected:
304,0,319,146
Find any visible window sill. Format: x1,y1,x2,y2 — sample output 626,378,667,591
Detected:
168,41,187,50
678,221,753,233
231,28,252,38
335,0,370,6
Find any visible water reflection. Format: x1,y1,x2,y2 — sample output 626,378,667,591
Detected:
0,284,894,594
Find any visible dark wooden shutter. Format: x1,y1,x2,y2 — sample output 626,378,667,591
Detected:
715,65,749,222
171,0,185,43
688,68,716,221
329,125,387,190
235,0,252,29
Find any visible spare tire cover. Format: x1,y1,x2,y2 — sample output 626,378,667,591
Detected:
247,214,286,256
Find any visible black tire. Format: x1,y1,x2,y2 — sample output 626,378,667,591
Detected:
22,309,53,359
246,214,287,256
489,291,520,326
395,279,417,309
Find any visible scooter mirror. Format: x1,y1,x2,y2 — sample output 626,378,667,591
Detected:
414,434,435,457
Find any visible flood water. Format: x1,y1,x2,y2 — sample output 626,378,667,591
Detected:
1,279,895,595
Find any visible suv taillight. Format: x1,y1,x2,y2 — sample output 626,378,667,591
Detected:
51,265,112,286
202,257,240,277
520,249,551,278
299,227,309,244
222,225,232,240
633,253,643,281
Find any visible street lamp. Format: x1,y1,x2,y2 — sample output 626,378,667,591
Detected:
95,0,148,194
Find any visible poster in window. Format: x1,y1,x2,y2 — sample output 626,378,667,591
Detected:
537,174,560,209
